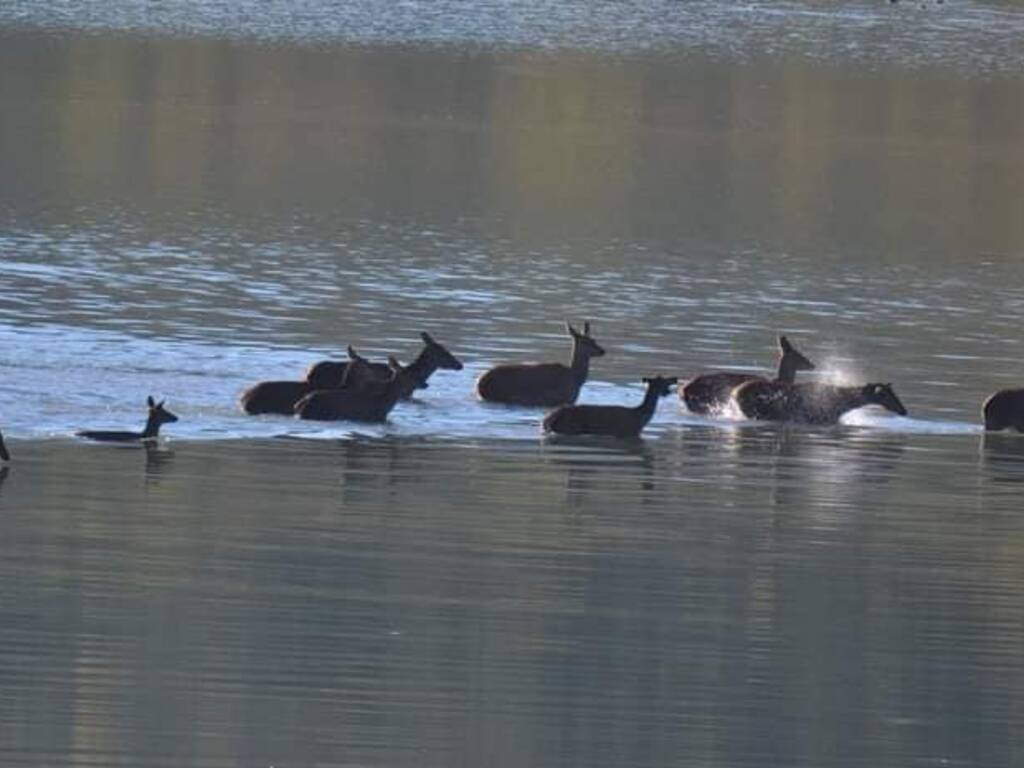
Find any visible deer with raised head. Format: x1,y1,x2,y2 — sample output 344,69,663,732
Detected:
239,346,382,415
681,335,814,415
77,396,180,442
305,332,461,400
732,380,907,425
477,322,606,407
983,389,1024,432
543,376,678,438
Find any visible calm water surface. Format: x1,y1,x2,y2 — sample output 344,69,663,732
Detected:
3,2,1024,766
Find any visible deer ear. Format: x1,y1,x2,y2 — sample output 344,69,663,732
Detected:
347,345,359,360
779,335,792,351
158,400,166,408
147,396,155,407
642,377,652,384
420,331,434,345
387,356,401,370
583,321,591,335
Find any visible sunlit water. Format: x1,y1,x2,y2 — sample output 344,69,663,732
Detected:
4,3,1024,767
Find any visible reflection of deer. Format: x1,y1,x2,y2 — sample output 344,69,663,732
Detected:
733,381,907,425
477,322,605,406
681,335,814,415
983,389,1024,432
77,396,180,441
543,376,678,438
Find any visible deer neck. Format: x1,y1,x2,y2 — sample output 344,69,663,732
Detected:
776,354,801,383
823,386,871,420
406,344,438,383
635,384,662,426
568,339,592,383
141,414,162,439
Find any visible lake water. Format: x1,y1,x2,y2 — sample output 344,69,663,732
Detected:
3,2,1024,766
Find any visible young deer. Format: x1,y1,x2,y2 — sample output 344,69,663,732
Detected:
733,380,907,425
543,376,679,438
293,362,416,422
477,322,606,407
681,335,814,415
239,346,381,415
306,332,461,399
982,389,1024,432
77,396,180,442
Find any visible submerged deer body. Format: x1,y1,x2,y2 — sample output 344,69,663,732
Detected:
239,346,388,415
477,322,605,407
240,379,317,416
294,364,410,423
983,389,1024,432
77,396,179,442
305,332,462,402
681,335,814,415
733,381,907,425
543,376,678,438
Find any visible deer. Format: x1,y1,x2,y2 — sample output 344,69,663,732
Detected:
476,322,606,407
77,396,180,442
305,332,462,400
293,357,422,422
543,376,679,438
680,335,814,415
982,389,1024,432
732,380,907,425
239,346,384,415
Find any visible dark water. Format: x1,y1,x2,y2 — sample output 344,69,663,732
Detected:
3,2,1024,766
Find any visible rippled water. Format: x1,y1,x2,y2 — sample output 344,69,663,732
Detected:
4,0,1024,74
4,5,1024,767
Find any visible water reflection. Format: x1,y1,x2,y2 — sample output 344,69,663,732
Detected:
541,437,658,509
979,431,1024,484
0,433,1022,766
143,441,175,481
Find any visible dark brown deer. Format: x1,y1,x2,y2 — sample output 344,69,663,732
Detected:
543,376,678,438
239,346,380,415
476,322,605,407
77,396,179,442
306,332,462,400
733,380,907,425
983,389,1024,432
293,361,418,422
681,335,814,415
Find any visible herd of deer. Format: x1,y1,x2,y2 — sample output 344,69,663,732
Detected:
0,321,1022,460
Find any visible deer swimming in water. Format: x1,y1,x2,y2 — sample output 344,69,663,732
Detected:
477,322,606,407
732,380,907,425
239,346,384,415
293,357,419,422
982,389,1024,432
77,396,180,442
543,376,678,438
306,332,462,401
681,335,814,415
